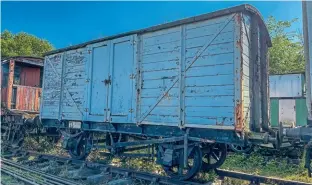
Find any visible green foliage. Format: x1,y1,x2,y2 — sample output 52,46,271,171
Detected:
1,174,21,184
1,30,54,58
266,16,305,74
221,153,312,183
221,177,250,185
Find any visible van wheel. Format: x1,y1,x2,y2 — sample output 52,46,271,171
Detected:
202,143,227,171
162,146,202,180
68,135,89,160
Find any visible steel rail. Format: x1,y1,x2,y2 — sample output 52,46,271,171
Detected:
1,167,41,185
37,152,312,185
1,164,67,185
24,151,203,185
1,159,80,185
215,169,312,185
1,165,60,185
1,163,68,185
7,151,312,185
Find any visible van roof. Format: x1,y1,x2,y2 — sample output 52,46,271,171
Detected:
45,4,271,56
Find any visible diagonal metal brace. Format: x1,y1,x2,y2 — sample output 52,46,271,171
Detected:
45,55,84,117
139,13,237,123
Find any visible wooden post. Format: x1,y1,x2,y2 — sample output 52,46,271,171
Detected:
7,60,15,109
260,26,269,130
251,15,262,132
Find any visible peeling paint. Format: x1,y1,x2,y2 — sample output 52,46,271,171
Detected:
15,85,41,112
235,103,243,131
2,57,43,113
41,8,270,133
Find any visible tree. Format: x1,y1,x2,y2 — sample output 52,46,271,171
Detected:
1,30,54,58
266,16,305,74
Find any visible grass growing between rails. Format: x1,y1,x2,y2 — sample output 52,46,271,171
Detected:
19,137,312,183
23,136,69,157
88,148,166,176
1,173,22,185
221,153,312,183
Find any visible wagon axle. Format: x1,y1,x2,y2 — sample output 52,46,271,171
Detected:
60,130,229,180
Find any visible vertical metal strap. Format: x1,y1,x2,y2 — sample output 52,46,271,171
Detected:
234,13,244,132
84,46,92,120
39,57,47,119
58,53,66,120
251,15,261,132
132,34,139,122
136,35,142,124
260,26,269,130
179,25,186,128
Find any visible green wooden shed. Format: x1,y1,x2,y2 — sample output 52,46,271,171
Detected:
269,73,308,127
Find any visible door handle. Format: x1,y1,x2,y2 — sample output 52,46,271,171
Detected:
103,75,111,85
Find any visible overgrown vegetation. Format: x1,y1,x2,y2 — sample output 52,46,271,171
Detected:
266,16,305,74
1,174,22,185
88,148,165,175
1,30,54,58
20,137,312,184
221,153,312,183
23,136,68,157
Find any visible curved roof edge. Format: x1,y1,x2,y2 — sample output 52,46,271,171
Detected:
45,4,271,56
1,56,44,67
2,56,44,61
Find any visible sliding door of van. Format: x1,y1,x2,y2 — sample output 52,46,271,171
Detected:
108,35,136,123
87,42,110,122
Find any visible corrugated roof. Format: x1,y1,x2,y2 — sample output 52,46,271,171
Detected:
1,56,44,67
44,4,272,56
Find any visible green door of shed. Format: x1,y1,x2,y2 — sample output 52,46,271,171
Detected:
295,98,307,126
270,98,307,127
270,99,279,127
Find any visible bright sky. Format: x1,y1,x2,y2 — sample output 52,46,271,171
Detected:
1,1,303,49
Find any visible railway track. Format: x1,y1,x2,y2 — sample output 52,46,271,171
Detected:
1,158,79,185
1,151,204,185
1,151,311,185
215,169,311,185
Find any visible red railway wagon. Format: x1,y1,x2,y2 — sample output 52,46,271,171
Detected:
1,56,43,113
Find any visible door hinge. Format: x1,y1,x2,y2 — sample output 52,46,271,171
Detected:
129,109,134,113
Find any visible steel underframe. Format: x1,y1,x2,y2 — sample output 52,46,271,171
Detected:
43,119,244,169
42,119,246,145
101,130,202,168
